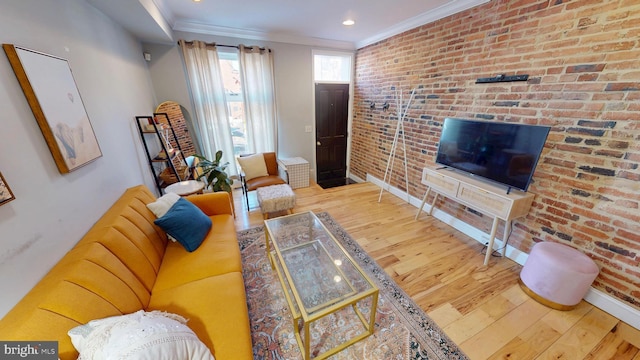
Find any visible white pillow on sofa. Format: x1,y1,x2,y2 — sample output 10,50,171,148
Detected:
146,192,181,218
238,154,269,181
147,192,181,242
68,310,214,360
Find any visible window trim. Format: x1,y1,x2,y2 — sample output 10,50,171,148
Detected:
313,50,353,84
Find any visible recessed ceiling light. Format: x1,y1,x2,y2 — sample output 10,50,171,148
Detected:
342,19,355,26
193,0,201,2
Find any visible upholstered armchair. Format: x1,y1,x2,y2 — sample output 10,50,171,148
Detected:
237,152,286,208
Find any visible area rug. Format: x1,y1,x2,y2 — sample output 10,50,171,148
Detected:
238,212,468,360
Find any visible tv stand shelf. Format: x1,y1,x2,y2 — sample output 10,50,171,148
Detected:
415,167,534,265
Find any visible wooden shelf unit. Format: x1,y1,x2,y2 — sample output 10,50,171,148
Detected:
415,166,534,265
135,114,189,195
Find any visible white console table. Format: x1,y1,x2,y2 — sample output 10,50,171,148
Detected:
415,167,534,265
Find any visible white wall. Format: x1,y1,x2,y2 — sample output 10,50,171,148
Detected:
143,32,352,181
0,0,158,317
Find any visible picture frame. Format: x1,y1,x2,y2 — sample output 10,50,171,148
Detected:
0,172,15,206
3,44,102,173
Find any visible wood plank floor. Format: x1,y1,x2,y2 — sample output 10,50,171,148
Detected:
232,181,640,360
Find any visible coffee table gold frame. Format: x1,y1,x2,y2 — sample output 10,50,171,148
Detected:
264,211,379,360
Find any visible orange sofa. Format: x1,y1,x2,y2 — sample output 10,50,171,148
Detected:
0,185,252,359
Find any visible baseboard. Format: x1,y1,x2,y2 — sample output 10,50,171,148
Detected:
348,173,366,184
584,288,640,329
366,174,640,330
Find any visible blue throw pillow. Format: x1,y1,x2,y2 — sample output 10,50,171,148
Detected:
154,198,212,252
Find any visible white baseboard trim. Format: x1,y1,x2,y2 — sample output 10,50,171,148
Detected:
366,174,640,330
348,173,366,184
584,288,640,329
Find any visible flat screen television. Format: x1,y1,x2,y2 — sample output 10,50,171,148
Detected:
435,118,550,192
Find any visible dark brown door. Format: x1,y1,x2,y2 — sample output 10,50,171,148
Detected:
315,83,349,188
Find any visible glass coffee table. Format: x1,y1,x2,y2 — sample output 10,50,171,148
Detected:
264,211,379,359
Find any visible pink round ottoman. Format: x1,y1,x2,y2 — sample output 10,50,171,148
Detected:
519,242,599,310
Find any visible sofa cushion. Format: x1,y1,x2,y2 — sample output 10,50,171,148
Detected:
74,186,167,290
0,186,164,360
186,191,233,216
245,175,286,192
0,241,155,358
85,227,162,292
238,153,269,180
154,198,212,252
0,308,83,359
78,185,167,251
148,272,252,360
153,214,242,292
64,242,151,308
68,310,214,360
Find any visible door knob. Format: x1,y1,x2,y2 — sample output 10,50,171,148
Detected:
316,141,321,146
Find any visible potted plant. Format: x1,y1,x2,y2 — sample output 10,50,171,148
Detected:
193,150,233,193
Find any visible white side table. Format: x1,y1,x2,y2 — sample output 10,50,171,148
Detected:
164,180,205,196
278,157,309,189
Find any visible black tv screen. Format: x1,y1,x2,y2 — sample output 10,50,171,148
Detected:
436,118,550,192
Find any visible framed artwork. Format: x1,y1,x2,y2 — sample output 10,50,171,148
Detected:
3,44,102,173
0,172,15,206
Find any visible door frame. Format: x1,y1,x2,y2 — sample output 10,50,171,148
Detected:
311,50,355,184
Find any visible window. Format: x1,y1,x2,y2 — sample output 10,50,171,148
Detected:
218,51,247,156
313,52,352,82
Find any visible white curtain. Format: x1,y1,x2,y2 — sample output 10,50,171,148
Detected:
178,40,238,175
238,45,278,153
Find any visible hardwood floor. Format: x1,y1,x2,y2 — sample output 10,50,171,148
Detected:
232,182,640,359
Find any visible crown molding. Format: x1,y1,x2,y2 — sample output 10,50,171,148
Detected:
173,20,356,50
149,0,175,27
129,0,488,49
355,0,490,49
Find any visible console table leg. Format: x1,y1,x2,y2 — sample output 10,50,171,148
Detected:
415,187,431,220
428,193,438,216
484,217,500,266
502,221,512,258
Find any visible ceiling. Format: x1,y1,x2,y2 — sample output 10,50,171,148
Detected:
87,0,488,49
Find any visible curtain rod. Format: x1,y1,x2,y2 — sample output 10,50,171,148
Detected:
178,40,269,52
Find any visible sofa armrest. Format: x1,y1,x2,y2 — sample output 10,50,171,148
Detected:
186,191,232,216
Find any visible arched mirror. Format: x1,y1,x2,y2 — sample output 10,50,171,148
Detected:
155,101,199,159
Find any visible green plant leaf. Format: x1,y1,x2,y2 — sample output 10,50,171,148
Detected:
194,151,233,192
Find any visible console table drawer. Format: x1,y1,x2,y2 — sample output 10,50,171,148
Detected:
457,184,511,218
422,169,459,197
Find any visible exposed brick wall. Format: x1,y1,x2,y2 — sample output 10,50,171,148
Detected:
352,0,640,309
